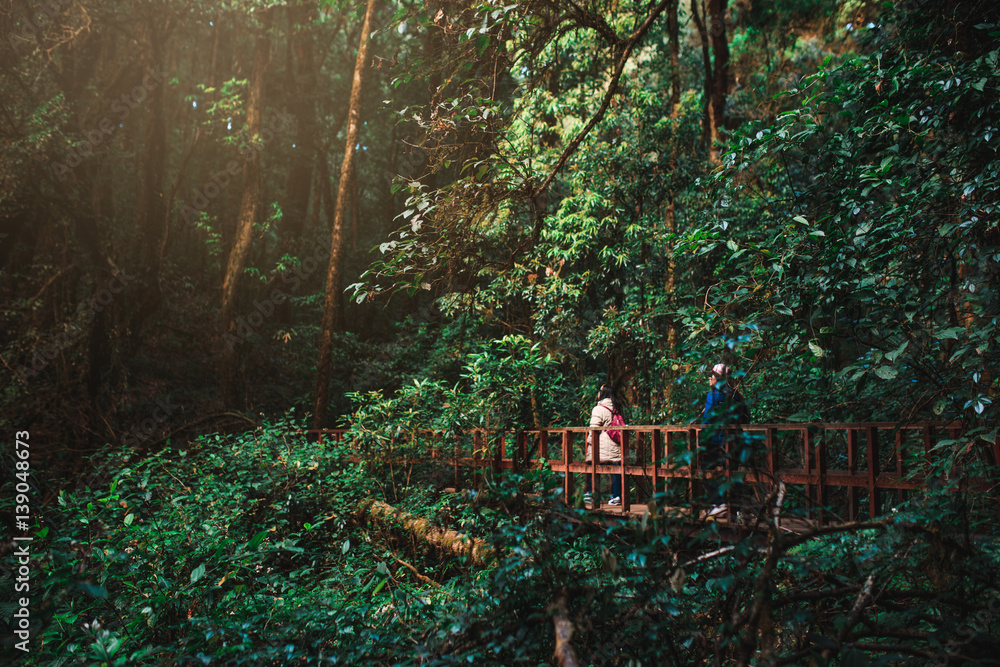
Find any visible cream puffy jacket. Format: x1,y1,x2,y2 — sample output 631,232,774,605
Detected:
584,398,621,463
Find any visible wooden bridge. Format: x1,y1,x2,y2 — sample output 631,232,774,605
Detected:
306,422,1000,524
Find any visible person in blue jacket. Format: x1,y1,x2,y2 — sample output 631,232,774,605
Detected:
702,363,749,518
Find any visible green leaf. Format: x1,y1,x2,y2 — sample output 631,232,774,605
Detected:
77,582,108,599
190,563,206,584
934,327,964,340
808,341,825,357
885,339,909,362
873,366,898,380
246,529,269,551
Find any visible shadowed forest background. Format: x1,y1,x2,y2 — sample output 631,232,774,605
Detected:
2,0,1000,664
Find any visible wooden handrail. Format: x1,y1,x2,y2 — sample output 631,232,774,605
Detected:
296,422,997,523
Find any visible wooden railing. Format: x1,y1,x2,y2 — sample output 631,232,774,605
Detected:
305,422,999,523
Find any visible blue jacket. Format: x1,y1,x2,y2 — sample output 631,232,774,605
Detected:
704,385,748,425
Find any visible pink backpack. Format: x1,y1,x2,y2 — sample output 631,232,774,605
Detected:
601,405,626,444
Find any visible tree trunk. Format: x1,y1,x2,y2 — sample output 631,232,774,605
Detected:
284,0,318,245
691,0,714,150
662,196,679,415
350,165,359,251
312,0,377,427
667,0,681,114
221,10,273,405
708,0,730,151
128,18,169,346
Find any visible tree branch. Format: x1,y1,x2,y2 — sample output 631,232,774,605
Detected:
390,552,441,588
529,0,674,240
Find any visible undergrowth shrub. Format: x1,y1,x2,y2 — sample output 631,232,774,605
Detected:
3,413,998,666
3,414,442,665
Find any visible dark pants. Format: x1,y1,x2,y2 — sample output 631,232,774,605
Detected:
702,437,743,509
701,440,727,506
584,467,622,500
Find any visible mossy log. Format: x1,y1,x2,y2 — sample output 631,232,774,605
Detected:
550,590,580,667
359,499,495,565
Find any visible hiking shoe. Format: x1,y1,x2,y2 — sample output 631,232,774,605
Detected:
583,492,592,506
609,496,621,506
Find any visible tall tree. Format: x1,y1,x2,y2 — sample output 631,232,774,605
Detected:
667,0,681,113
708,0,730,144
283,0,319,244
313,0,378,427
691,0,729,156
222,8,274,404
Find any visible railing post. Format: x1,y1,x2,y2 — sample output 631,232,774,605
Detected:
923,424,933,467
653,429,663,501
591,426,600,507
563,430,574,502
515,430,526,472
688,427,698,507
493,431,504,474
895,430,905,506
724,428,733,514
473,430,484,490
994,432,1000,526
815,430,826,524
803,429,813,520
848,429,860,521
621,429,629,514
766,428,776,487
866,426,881,518
453,431,460,490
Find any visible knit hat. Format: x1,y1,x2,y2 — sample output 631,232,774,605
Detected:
711,363,730,376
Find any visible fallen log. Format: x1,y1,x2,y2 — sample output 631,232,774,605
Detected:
359,499,495,565
550,589,580,667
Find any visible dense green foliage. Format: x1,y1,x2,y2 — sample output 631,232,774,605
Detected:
359,0,1000,433
3,0,1000,664
5,420,999,664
